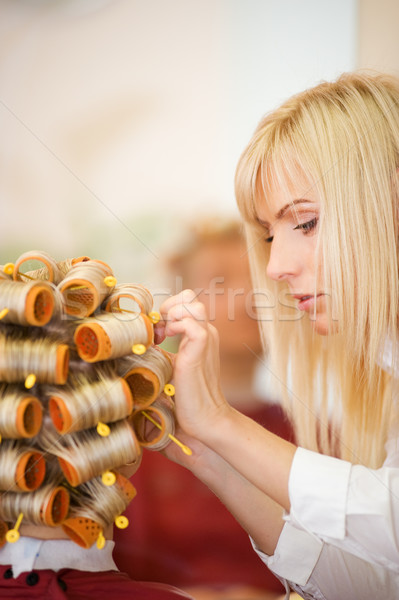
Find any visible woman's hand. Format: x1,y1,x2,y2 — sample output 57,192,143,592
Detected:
161,422,221,474
157,289,231,440
157,290,295,512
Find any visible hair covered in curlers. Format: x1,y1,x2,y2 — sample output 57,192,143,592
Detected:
0,440,46,492
48,374,133,434
131,394,176,451
58,259,115,317
0,483,70,527
0,279,55,326
0,248,179,545
0,384,43,438
12,250,74,285
62,472,136,548
103,283,154,316
117,345,173,409
74,311,153,363
0,331,69,385
40,420,142,487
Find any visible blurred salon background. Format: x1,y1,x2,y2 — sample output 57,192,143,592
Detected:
1,0,386,290
1,1,398,598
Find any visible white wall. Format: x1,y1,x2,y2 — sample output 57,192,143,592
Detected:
357,0,399,76
0,0,357,283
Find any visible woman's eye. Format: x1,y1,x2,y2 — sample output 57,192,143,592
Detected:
264,235,274,244
293,217,318,234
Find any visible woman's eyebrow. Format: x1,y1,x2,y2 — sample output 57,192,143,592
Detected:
256,199,313,228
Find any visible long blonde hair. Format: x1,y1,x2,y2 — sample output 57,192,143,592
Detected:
235,72,399,467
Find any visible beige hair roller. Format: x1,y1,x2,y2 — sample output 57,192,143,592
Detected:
74,312,153,363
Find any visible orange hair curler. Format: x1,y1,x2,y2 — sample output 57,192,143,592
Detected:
40,486,70,526
15,396,43,438
74,313,153,363
15,450,46,491
62,517,102,549
58,259,115,317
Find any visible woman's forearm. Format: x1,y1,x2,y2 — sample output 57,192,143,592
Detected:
158,291,295,537
182,439,285,555
199,406,297,512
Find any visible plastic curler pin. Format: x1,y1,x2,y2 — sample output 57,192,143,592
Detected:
6,512,23,543
148,311,161,324
0,308,9,320
101,470,116,486
3,263,14,276
132,343,146,355
164,383,175,396
97,422,111,437
24,374,36,389
96,531,106,549
104,276,117,288
114,515,129,529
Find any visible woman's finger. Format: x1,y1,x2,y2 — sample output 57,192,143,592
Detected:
165,317,209,362
159,289,200,320
166,301,207,327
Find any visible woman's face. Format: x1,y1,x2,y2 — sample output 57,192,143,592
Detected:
256,172,336,336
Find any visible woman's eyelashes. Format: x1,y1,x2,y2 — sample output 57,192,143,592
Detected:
264,217,318,243
293,217,318,234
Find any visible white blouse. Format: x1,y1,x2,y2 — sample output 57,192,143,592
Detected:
0,537,117,577
253,346,399,599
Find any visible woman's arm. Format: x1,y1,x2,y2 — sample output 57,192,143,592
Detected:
163,429,285,556
158,290,296,511
158,291,399,574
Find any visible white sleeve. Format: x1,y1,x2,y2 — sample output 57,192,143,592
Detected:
288,446,399,571
252,526,399,600
251,520,323,586
250,442,399,599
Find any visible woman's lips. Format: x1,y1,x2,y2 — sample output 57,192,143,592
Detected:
294,294,324,312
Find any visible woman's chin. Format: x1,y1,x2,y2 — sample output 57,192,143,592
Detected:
310,315,338,336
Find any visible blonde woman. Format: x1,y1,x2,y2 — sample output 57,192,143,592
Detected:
157,73,399,599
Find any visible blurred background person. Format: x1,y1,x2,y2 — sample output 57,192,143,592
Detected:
114,217,294,599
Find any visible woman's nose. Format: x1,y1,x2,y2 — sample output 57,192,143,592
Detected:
266,234,298,281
